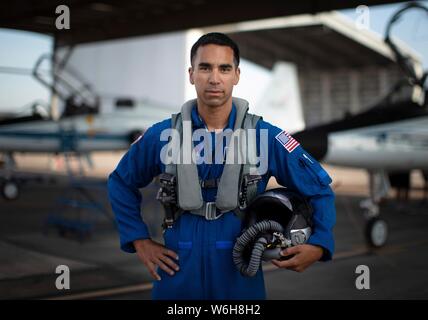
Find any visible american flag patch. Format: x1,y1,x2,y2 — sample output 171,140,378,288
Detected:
275,130,300,153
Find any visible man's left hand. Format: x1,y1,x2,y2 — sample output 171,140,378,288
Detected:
271,244,324,273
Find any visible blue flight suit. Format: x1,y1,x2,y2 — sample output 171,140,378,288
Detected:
108,103,336,300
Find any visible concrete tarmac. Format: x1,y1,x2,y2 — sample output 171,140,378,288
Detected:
1,160,427,300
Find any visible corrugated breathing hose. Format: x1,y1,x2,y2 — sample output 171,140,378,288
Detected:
233,220,284,277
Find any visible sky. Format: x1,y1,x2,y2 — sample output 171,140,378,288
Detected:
341,1,428,66
0,29,52,113
0,1,427,113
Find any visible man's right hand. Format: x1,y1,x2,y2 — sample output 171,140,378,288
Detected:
133,239,180,281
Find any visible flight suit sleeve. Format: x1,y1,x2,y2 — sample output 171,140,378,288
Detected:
268,128,336,261
108,125,161,253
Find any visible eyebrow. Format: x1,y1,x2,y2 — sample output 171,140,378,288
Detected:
198,62,211,68
198,62,233,69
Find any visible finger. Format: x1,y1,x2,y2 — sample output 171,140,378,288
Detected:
277,256,299,269
281,246,300,257
164,248,179,261
271,258,292,269
147,261,161,281
294,266,305,273
271,259,282,268
159,254,180,271
155,258,175,276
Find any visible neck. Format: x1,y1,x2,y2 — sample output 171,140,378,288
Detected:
197,98,233,131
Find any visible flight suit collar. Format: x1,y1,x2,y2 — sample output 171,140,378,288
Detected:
191,103,237,131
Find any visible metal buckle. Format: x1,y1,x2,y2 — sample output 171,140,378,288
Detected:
163,218,174,229
205,202,222,220
200,179,219,189
159,173,176,186
243,174,262,185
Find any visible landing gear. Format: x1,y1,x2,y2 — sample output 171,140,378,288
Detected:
365,217,388,248
0,153,20,201
360,170,390,248
1,179,19,200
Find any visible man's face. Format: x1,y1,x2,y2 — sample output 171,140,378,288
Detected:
189,44,240,108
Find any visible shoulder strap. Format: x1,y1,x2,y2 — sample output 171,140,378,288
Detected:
165,113,180,176
215,99,249,211
232,113,262,220
175,101,204,211
242,113,262,203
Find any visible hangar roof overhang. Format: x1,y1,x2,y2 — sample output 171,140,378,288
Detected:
0,0,406,47
202,12,422,70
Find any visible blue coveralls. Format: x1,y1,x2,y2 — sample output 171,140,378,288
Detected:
108,103,336,300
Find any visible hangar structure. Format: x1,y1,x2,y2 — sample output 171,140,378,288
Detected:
209,12,423,126
0,0,406,46
0,0,419,127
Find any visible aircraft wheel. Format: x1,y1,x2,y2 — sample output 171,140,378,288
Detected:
1,179,20,201
365,217,388,248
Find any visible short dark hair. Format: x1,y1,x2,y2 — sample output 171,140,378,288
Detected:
190,32,240,67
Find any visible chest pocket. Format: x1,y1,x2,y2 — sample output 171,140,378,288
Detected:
299,153,332,187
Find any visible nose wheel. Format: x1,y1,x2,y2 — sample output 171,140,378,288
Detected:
360,170,390,248
365,216,388,248
1,179,20,201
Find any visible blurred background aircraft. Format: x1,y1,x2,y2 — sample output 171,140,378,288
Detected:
294,2,428,247
0,52,176,199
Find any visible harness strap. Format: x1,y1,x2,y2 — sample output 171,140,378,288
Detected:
158,98,263,228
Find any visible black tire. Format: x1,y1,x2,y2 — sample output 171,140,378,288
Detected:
365,217,388,248
1,179,20,201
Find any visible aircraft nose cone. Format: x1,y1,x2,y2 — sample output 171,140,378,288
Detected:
293,128,328,161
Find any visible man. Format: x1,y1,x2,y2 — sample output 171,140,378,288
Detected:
108,32,335,299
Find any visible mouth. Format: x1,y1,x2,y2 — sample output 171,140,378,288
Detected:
205,90,223,95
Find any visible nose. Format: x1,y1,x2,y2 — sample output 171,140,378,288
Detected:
209,68,220,85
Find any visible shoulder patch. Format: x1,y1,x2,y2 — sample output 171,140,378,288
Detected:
275,130,300,153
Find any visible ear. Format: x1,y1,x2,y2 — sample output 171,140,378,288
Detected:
189,67,194,85
234,67,240,85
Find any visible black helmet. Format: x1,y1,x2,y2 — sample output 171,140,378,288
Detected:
233,188,313,277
